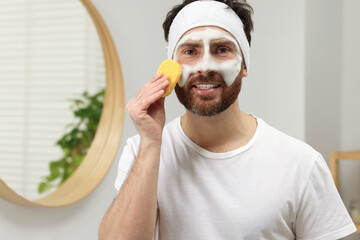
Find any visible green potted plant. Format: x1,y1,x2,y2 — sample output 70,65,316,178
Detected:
38,89,105,194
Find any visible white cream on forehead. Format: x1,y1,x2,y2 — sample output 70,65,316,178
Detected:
173,28,242,87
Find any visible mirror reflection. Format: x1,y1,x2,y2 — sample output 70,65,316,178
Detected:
0,0,105,200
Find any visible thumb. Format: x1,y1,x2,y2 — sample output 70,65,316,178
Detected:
158,97,165,107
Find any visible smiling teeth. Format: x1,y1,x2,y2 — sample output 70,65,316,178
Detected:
195,84,219,89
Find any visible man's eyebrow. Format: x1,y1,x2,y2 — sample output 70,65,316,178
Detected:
211,40,237,48
177,42,202,49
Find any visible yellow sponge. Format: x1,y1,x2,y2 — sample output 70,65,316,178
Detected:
156,59,182,97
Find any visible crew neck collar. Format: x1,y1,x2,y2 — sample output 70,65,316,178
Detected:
176,114,264,159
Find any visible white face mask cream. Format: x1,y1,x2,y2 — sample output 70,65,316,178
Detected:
174,28,242,87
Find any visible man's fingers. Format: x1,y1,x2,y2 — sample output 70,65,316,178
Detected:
140,89,165,110
148,73,163,85
127,74,169,121
135,77,169,103
139,73,162,92
149,76,169,94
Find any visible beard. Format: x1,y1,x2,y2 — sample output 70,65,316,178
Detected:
175,71,243,117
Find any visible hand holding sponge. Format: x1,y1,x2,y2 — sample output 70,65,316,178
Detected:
156,59,182,97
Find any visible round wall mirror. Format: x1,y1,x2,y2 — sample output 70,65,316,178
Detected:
0,0,124,207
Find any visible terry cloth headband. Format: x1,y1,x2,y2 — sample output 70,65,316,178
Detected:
167,0,250,71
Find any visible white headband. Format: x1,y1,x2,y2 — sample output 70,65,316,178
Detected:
167,0,250,71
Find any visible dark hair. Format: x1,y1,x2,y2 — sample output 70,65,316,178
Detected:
163,0,254,46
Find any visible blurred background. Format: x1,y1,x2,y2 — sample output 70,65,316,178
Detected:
0,0,106,201
0,0,359,239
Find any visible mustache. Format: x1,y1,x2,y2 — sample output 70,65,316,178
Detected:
187,72,224,86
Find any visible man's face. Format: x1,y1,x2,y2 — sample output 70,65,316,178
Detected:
173,26,248,117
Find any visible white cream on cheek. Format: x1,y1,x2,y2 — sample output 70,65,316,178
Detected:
173,28,242,87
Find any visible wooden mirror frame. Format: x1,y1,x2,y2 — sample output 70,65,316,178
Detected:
0,0,124,207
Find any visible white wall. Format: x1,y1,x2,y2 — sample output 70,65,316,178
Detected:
341,0,360,151
339,1,360,239
241,0,306,140
305,0,342,157
305,1,360,239
1,0,358,239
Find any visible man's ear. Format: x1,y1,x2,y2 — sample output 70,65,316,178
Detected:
242,66,248,77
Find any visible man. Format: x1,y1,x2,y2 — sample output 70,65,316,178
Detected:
99,0,357,239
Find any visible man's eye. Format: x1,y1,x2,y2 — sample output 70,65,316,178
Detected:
217,47,229,54
184,49,196,55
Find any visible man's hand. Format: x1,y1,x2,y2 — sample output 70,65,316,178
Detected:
126,73,170,142
99,73,170,240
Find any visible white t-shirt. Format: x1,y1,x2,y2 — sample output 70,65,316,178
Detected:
115,116,356,240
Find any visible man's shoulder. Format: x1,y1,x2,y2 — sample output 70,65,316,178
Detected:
260,119,322,162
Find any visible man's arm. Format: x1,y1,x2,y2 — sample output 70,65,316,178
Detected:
99,73,169,240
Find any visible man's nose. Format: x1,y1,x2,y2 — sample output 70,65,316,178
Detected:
197,54,216,76
197,69,215,76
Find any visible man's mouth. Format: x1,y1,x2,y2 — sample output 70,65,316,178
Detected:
193,84,221,90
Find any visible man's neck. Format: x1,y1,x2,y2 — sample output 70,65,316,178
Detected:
180,99,258,153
